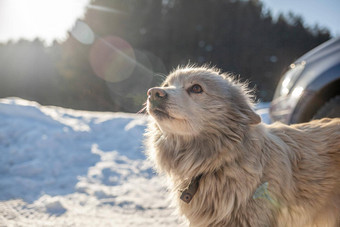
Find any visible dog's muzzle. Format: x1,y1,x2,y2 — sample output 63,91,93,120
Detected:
147,87,168,110
147,87,171,119
147,87,167,105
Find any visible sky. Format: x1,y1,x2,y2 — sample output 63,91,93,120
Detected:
261,0,340,37
0,0,339,46
0,0,90,45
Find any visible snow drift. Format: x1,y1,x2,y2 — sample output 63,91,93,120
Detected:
0,97,270,226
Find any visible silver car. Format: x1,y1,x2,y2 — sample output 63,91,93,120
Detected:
270,37,340,124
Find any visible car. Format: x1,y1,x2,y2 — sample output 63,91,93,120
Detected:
270,37,340,124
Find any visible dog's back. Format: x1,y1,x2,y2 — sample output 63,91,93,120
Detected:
269,118,340,168
267,118,340,227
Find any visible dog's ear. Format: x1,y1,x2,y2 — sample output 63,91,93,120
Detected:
245,107,261,125
232,81,261,125
238,101,261,125
222,74,261,125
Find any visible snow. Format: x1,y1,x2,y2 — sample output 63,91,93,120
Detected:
0,97,270,226
254,102,271,125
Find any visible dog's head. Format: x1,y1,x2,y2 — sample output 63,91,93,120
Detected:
147,66,260,137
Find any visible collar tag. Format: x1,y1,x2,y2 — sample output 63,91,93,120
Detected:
180,175,202,204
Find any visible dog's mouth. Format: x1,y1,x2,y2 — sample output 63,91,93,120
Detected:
148,103,174,120
151,107,173,119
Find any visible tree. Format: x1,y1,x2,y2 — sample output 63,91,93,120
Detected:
0,0,331,111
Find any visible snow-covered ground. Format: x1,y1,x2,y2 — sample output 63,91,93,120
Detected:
0,98,270,227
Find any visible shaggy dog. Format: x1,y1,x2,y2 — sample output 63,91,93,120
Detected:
145,66,340,227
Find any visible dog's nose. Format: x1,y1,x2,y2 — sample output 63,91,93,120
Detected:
147,87,167,100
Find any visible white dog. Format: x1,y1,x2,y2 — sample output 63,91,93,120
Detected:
145,66,340,227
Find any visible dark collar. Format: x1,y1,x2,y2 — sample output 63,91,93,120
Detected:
180,174,203,203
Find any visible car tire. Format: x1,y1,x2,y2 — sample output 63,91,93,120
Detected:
313,95,340,119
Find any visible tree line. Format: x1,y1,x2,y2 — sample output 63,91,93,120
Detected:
0,0,330,112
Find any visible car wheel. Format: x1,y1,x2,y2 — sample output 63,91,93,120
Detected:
313,95,340,119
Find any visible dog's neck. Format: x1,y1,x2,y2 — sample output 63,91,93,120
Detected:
157,132,235,178
149,122,264,182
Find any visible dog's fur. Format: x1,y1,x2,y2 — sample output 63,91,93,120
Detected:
145,66,340,227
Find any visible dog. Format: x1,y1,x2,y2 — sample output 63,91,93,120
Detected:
145,66,340,227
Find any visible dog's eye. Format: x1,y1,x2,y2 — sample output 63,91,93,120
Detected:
189,84,203,94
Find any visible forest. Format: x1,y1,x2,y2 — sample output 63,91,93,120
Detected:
0,0,331,112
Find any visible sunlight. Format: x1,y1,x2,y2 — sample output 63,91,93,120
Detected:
87,4,126,15
0,0,90,45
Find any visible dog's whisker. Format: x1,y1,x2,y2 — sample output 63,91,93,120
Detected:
137,105,147,114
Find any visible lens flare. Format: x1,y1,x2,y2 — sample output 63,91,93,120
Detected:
87,4,126,15
106,49,155,93
71,20,95,45
90,36,136,83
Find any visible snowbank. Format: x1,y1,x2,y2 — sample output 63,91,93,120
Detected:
0,98,270,226
0,98,181,226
